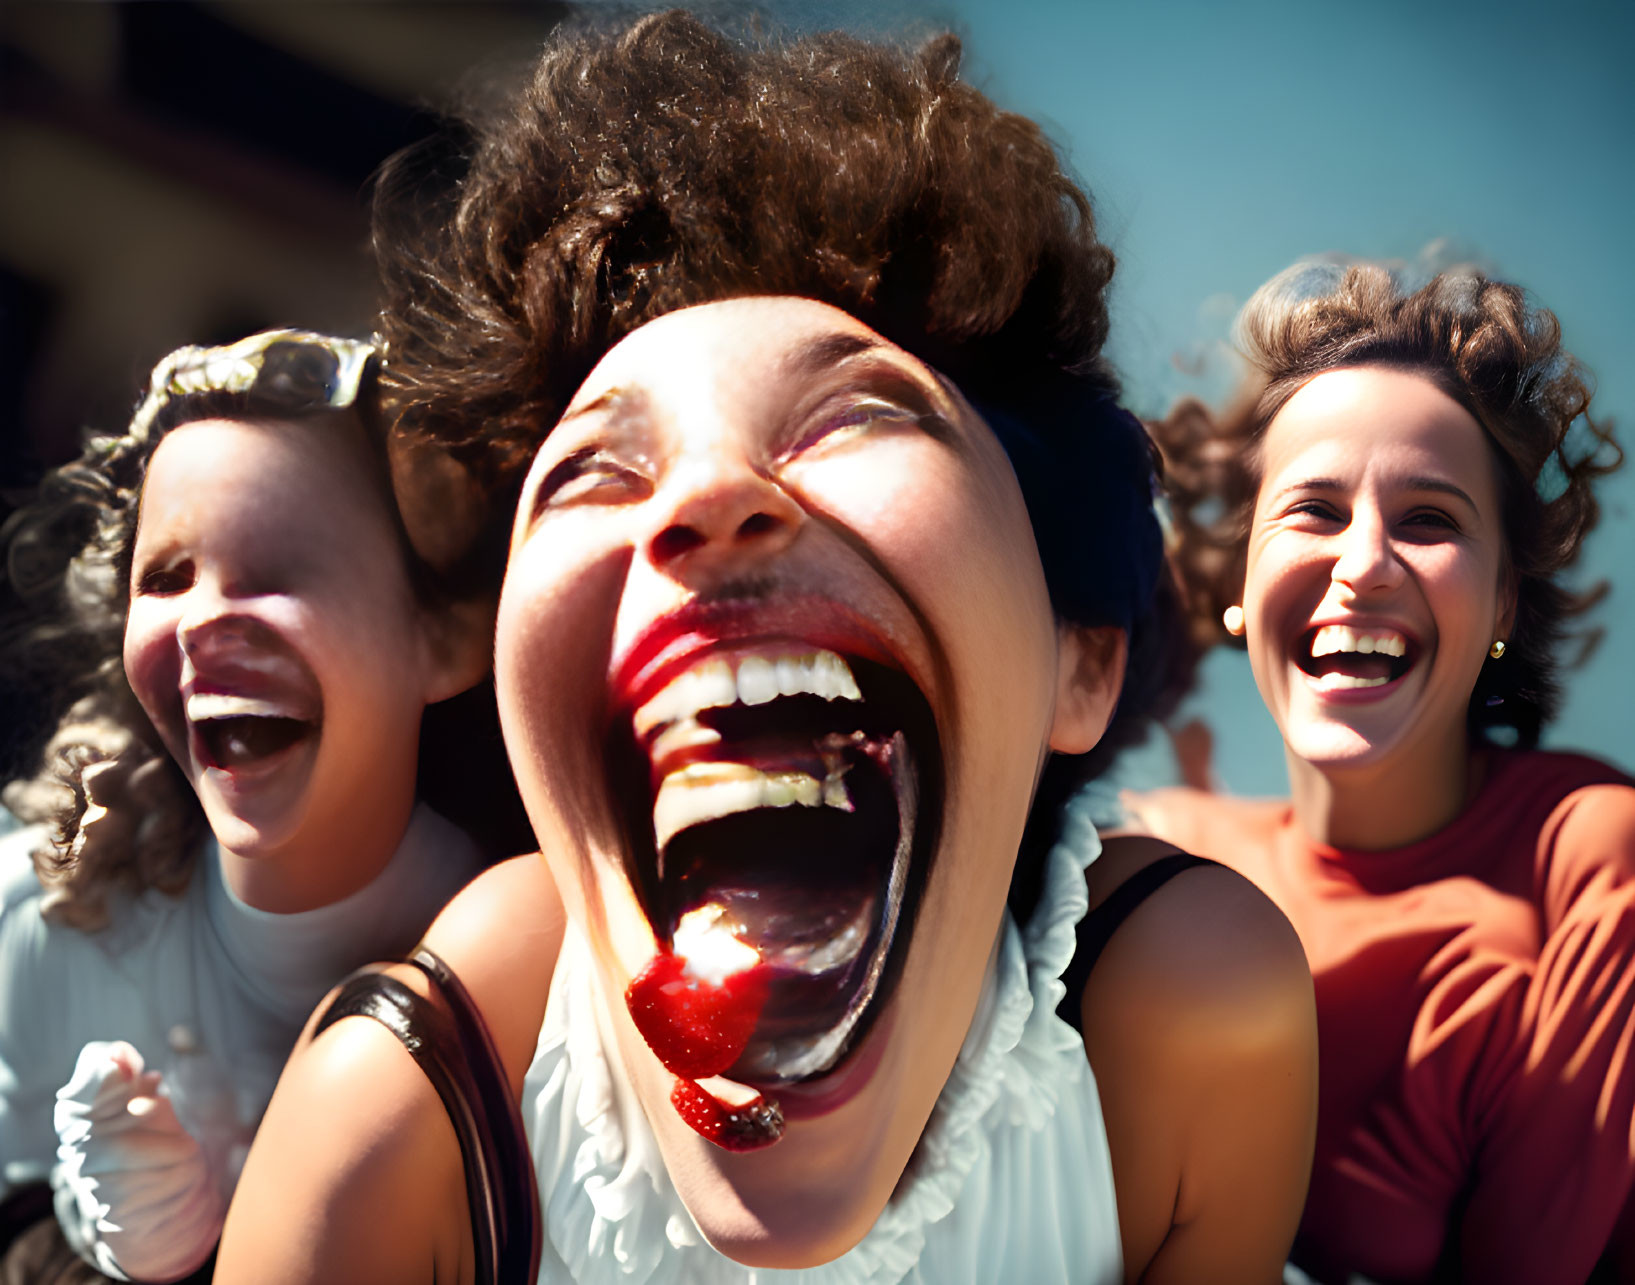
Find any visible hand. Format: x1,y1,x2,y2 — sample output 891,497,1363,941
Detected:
53,1040,225,1282
1168,717,1218,793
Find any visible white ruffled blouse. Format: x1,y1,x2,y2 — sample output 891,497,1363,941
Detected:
520,798,1123,1284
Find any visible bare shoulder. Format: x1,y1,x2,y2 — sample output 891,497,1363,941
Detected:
1081,839,1316,1282
425,851,563,959
217,969,470,1283
421,853,566,1093
1084,839,1312,1063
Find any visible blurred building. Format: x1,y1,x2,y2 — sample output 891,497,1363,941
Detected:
0,1,569,492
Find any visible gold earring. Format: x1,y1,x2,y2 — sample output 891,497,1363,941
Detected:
1223,605,1245,636
1489,639,1506,659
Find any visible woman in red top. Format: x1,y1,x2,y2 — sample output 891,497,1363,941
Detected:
1135,261,1633,1285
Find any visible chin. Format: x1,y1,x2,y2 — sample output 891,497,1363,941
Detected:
1285,722,1397,774
662,1010,921,1268
197,800,261,857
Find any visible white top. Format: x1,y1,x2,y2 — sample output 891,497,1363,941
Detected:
520,797,1123,1285
0,803,484,1194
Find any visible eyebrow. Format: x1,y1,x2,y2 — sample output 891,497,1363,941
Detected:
558,384,648,425
1283,475,1481,510
1405,476,1480,509
777,331,890,382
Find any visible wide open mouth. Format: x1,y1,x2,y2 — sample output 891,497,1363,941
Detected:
188,692,319,771
1295,624,1414,692
609,644,942,1089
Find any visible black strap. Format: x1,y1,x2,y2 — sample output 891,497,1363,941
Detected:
313,948,540,1285
1057,852,1217,1033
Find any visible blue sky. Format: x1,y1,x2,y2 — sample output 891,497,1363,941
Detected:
773,0,1635,790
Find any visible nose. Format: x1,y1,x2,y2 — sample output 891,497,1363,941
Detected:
1330,506,1402,597
644,449,804,573
176,580,276,664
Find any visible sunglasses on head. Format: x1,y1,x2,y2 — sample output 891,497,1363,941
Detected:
129,329,377,443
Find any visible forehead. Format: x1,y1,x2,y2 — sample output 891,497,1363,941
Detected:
1261,366,1496,487
567,296,902,409
138,413,385,539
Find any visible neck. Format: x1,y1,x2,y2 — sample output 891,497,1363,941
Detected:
1285,730,1479,851
218,788,419,913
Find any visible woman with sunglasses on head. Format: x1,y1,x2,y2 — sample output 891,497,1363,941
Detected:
0,331,493,1282
220,14,1317,1284
1134,261,1634,1284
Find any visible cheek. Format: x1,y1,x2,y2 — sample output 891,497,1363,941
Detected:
1243,526,1329,622
333,598,426,696
805,442,1051,638
1423,550,1498,619
1241,537,1289,635
846,454,1056,759
122,602,183,748
1240,537,1322,698
494,538,628,800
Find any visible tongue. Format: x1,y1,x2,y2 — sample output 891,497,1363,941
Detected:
1311,654,1395,683
203,716,313,768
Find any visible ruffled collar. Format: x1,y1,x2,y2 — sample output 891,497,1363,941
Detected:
524,794,1107,1284
203,803,481,1026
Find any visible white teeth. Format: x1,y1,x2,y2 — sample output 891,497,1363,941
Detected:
186,693,299,722
1315,672,1391,691
634,649,862,737
684,658,739,718
1310,625,1407,659
810,651,863,701
652,761,853,856
737,656,779,706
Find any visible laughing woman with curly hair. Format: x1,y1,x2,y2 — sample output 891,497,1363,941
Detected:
1136,260,1633,1285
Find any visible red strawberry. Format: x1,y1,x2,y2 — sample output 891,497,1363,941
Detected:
624,951,769,1079
670,1077,784,1152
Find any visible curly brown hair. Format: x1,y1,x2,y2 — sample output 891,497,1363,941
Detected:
374,9,1122,572
1151,261,1623,748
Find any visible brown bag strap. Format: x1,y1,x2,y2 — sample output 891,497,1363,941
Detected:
315,947,540,1285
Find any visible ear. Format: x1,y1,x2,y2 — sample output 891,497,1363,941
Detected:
1049,624,1127,755
419,594,497,705
388,427,488,577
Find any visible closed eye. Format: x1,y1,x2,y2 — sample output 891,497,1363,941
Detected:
782,393,946,462
532,447,653,514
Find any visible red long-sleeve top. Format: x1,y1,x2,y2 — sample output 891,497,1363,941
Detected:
1142,749,1635,1284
